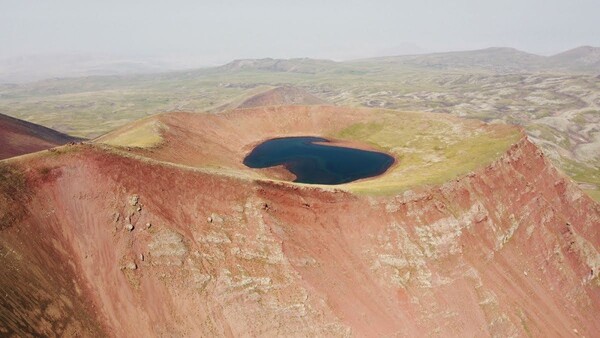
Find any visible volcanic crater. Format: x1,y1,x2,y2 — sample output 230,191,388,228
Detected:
96,105,521,194
1,105,599,337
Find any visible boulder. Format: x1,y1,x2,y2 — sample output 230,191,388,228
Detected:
129,195,139,206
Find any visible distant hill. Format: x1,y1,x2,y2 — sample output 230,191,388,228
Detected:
211,85,329,112
235,86,328,109
220,58,339,74
346,46,600,73
353,47,546,72
0,113,81,159
215,47,599,75
549,46,600,72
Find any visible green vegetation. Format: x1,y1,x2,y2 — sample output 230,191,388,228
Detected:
337,122,385,145
333,111,522,194
585,190,600,201
99,119,165,148
562,158,600,201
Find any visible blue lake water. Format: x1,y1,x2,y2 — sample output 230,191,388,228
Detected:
243,136,394,184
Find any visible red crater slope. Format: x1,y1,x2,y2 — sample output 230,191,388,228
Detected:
1,106,599,337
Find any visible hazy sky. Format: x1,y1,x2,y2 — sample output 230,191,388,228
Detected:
1,0,599,64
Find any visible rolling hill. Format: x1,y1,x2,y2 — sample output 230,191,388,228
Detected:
235,86,327,108
219,57,339,74
217,46,600,74
348,47,548,72
0,113,81,160
549,46,600,72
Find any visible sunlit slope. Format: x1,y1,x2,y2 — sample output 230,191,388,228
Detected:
95,117,165,148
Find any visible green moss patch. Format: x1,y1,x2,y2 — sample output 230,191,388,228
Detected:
332,110,522,194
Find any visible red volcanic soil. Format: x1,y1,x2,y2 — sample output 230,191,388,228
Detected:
111,106,373,171
1,108,600,336
0,113,81,160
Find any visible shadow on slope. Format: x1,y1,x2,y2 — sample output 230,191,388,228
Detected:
0,113,83,160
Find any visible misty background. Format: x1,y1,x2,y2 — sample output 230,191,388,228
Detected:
1,0,599,82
